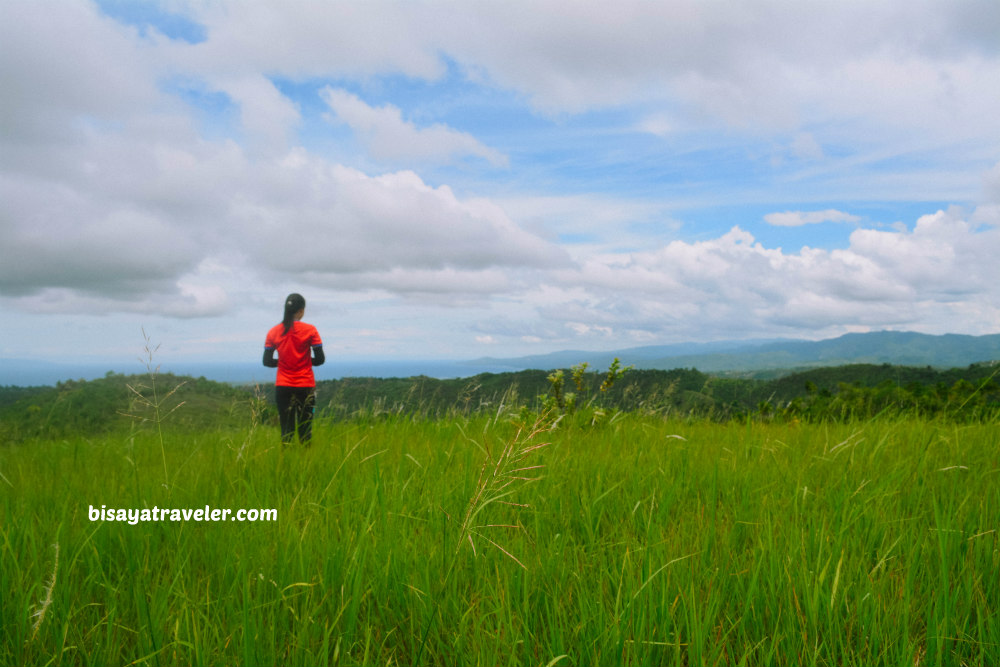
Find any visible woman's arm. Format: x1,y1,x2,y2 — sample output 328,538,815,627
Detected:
312,345,325,366
263,348,278,368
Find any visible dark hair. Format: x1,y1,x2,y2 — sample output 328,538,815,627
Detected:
282,293,306,334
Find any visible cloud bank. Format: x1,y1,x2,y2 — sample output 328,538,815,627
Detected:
1,1,999,360
551,208,1000,343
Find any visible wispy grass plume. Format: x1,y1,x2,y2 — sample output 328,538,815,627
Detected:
455,415,553,567
415,413,554,664
29,543,58,642
119,328,186,490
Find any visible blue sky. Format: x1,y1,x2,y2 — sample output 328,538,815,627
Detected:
2,1,1000,377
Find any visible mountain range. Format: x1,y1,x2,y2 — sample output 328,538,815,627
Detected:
473,331,1000,375
3,331,1000,387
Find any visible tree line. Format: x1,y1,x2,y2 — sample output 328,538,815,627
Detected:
1,362,998,442
311,361,1000,422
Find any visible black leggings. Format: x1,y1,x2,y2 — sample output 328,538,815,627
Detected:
275,386,316,444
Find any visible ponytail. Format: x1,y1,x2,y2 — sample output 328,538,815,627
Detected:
282,293,306,334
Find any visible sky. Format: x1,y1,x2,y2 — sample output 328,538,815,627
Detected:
2,0,1000,377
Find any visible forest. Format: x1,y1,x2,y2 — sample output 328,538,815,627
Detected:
2,361,999,443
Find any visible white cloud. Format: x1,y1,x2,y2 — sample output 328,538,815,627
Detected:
218,75,301,155
0,177,202,299
156,1,1000,141
567,322,613,337
439,2,1000,141
0,2,563,316
11,282,229,319
541,208,1000,342
984,160,1000,203
320,88,507,166
0,2,162,143
139,2,1000,221
173,1,446,81
233,155,566,276
0,134,565,310
763,209,862,227
3,1,1000,364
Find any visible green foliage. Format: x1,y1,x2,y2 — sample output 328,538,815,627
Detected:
599,356,632,392
3,349,1000,664
3,414,999,665
545,369,566,412
0,372,261,443
539,358,634,426
775,365,1000,422
0,385,49,410
3,361,1000,447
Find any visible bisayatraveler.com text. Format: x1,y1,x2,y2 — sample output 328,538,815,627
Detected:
89,505,277,524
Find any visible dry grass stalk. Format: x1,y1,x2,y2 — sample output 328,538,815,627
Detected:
29,543,59,642
455,415,553,568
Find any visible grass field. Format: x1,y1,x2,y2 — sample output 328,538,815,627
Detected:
2,404,999,665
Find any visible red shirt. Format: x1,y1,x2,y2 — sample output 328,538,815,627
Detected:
264,321,323,387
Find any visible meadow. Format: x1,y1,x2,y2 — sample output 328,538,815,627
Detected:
2,391,999,665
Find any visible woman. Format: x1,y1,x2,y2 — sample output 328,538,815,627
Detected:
263,293,325,444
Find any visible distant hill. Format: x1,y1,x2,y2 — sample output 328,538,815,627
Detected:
0,372,258,441
471,338,785,373
4,331,1000,393
0,357,530,387
471,331,1000,374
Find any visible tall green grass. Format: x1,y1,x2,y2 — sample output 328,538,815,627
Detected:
2,410,998,665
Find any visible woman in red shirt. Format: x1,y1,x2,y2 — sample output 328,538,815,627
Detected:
263,293,325,444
